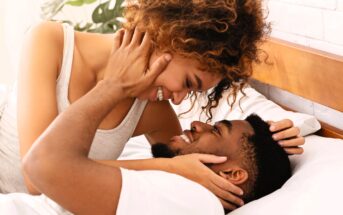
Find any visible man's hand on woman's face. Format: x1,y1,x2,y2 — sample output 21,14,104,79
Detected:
269,119,305,155
104,28,172,98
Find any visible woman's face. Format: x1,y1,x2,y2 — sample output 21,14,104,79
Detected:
138,52,222,105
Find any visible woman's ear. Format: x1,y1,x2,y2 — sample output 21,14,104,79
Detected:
219,167,248,185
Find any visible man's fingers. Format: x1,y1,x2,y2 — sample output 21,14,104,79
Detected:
131,27,144,46
270,119,293,132
279,136,305,147
113,29,124,49
145,54,171,79
121,29,134,47
272,127,300,141
285,147,304,155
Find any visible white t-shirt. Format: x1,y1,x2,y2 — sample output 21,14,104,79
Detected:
0,169,224,215
117,168,224,215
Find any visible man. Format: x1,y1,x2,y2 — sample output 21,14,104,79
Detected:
22,111,291,214
151,114,291,206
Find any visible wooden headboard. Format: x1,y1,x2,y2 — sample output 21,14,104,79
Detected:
252,38,343,139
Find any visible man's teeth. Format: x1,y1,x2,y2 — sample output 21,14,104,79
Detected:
180,134,191,143
157,87,163,101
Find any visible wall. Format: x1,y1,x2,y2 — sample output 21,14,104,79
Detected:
266,0,343,56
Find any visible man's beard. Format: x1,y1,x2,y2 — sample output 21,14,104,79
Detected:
151,142,178,158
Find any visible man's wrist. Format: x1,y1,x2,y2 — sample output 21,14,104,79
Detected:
95,79,127,102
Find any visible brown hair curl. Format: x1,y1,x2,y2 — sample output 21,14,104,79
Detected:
124,0,270,121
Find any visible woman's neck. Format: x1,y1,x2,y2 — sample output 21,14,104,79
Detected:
75,31,115,83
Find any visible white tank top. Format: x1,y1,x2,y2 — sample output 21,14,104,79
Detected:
0,23,147,193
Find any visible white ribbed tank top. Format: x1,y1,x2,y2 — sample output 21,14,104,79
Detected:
0,23,147,193
57,24,148,160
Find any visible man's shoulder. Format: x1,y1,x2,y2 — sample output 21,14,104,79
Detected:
118,168,224,215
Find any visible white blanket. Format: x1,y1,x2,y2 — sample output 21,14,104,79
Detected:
1,135,342,215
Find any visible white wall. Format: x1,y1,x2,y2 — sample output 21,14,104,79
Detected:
266,0,343,56
0,0,94,86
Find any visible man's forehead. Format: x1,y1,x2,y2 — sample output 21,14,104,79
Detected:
230,120,255,135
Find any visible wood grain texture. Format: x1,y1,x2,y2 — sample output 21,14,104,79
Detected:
252,38,343,138
252,38,343,112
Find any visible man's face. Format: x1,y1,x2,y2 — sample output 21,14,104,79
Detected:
153,120,255,162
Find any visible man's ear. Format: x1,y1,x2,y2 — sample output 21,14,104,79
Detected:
219,167,248,185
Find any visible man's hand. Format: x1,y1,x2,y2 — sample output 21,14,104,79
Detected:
170,154,244,210
104,28,171,98
269,119,305,155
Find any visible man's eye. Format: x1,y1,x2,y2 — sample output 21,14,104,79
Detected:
212,125,221,135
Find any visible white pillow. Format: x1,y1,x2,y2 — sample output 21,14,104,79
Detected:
172,85,321,136
230,135,343,215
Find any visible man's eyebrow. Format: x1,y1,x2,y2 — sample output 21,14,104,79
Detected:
195,75,203,91
218,120,232,133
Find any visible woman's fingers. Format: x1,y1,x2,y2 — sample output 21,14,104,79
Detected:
272,127,300,141
269,119,293,132
209,182,244,207
193,153,227,164
285,147,304,155
279,136,305,147
219,199,238,211
209,172,244,197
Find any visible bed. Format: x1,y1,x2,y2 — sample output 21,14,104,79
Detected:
0,38,342,215
121,38,343,214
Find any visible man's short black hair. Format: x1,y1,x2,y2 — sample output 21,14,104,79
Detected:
244,114,292,202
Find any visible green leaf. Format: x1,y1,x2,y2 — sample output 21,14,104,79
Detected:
65,0,96,6
92,0,124,24
83,0,97,4
65,0,84,6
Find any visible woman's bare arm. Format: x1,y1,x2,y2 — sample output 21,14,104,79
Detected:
23,28,172,214
17,21,63,194
134,100,182,144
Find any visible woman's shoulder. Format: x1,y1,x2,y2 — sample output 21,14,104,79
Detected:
26,21,64,46
21,21,65,77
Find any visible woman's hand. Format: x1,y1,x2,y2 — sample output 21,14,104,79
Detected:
170,154,244,210
104,28,171,98
269,119,305,155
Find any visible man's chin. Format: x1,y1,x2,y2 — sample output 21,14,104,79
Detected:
151,142,178,158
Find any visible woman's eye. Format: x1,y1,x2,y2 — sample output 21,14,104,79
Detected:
186,78,192,89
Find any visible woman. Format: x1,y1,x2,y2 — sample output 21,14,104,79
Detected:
0,0,303,210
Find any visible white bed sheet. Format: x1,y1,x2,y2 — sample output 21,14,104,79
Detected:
1,135,342,215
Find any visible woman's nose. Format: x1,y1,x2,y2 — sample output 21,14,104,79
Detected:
171,90,188,105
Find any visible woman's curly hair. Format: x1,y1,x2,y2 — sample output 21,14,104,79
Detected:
124,0,270,121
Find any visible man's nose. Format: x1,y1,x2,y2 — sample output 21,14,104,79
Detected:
190,121,212,133
172,90,188,105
